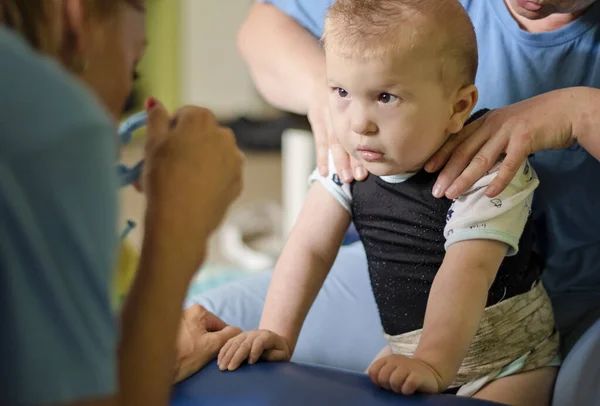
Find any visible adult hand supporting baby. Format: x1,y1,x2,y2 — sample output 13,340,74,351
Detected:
309,83,368,183
174,305,242,383
425,87,600,200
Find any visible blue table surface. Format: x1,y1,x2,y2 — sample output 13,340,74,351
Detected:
171,361,504,406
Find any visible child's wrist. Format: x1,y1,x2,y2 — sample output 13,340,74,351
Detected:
412,352,454,390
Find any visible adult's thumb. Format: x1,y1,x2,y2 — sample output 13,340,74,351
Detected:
145,97,170,144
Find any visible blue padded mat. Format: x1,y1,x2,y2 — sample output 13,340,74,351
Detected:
171,361,505,406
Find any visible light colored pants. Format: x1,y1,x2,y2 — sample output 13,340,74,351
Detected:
185,242,386,372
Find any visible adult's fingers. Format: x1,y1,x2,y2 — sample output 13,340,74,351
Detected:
313,119,330,177
431,121,494,198
145,97,170,149
442,133,509,199
350,156,368,181
331,142,353,183
198,308,229,332
172,104,217,130
425,117,485,173
209,326,243,349
485,137,531,197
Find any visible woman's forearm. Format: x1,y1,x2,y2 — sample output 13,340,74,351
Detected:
118,216,209,406
237,3,326,114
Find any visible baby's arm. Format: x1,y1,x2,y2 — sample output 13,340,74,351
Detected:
413,239,508,388
260,182,351,349
218,181,351,370
370,160,539,394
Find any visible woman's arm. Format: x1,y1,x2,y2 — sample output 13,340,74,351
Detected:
237,2,366,181
237,2,325,115
427,87,600,199
116,103,244,406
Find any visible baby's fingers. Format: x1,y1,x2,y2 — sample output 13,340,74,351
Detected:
225,341,253,371
248,334,269,364
218,336,244,370
400,371,422,396
217,337,234,366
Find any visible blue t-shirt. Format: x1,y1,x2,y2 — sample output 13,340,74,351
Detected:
0,27,118,404
260,0,600,332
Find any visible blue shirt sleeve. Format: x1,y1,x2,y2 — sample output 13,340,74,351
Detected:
258,0,334,37
0,27,118,405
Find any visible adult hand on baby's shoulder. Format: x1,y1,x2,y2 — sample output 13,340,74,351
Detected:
425,90,576,200
308,84,368,183
143,98,244,249
367,354,444,396
174,304,242,383
217,329,291,371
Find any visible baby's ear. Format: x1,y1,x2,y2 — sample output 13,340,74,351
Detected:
447,85,478,134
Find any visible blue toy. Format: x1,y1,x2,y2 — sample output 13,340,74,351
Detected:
117,111,147,187
171,361,504,406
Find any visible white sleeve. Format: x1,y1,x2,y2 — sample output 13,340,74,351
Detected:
307,151,353,213
444,159,539,256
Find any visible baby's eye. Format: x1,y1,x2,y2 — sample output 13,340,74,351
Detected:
336,87,349,98
378,93,398,104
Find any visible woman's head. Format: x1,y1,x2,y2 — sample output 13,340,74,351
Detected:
0,0,147,119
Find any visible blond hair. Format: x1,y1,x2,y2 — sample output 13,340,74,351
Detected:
0,0,123,56
322,0,478,88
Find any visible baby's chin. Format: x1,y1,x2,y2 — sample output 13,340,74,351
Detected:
361,160,422,177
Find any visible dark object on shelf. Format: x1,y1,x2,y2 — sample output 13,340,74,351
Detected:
221,113,312,152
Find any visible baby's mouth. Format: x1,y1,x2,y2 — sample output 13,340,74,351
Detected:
356,146,384,162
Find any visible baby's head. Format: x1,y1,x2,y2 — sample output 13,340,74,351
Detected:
323,0,479,175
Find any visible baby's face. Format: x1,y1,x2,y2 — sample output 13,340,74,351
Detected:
326,49,456,176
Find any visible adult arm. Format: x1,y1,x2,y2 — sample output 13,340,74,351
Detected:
237,2,325,114
237,1,367,180
116,102,243,406
13,103,243,406
427,87,600,199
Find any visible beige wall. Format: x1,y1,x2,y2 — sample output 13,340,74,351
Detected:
179,0,277,120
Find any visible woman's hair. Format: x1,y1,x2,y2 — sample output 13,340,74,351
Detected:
0,0,122,55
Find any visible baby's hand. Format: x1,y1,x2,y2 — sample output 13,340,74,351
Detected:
217,329,291,371
367,354,444,395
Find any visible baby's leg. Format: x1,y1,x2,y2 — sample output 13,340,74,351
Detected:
473,367,558,406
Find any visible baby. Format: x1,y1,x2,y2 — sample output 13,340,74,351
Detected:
218,0,559,404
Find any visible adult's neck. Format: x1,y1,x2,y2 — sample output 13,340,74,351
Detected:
504,0,589,32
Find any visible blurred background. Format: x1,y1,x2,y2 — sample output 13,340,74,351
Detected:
117,0,314,294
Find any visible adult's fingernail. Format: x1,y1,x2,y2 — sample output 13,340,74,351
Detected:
425,160,436,172
145,97,157,110
446,185,458,198
485,185,498,197
342,169,352,182
432,184,443,198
